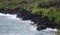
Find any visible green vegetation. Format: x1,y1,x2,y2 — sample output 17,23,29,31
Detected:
56,29,60,35
0,0,60,25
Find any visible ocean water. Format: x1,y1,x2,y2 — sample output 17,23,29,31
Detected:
0,13,57,35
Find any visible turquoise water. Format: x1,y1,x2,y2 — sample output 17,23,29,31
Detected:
0,13,57,35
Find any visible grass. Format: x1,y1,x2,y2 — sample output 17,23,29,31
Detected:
56,29,60,35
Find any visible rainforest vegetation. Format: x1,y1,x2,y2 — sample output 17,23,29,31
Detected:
0,0,60,29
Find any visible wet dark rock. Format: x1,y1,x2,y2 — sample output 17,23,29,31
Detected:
0,8,57,31
36,25,46,31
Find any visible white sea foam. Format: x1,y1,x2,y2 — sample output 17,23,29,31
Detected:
29,22,37,31
39,28,57,32
29,25,37,31
0,13,21,20
35,28,57,35
0,13,6,16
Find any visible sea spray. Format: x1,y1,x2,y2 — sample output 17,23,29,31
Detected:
0,13,22,20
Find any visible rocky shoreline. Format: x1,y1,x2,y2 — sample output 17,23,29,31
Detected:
0,8,57,31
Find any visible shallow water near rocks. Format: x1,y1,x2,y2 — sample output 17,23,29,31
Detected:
0,13,57,35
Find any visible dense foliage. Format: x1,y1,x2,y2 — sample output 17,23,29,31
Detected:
0,0,60,24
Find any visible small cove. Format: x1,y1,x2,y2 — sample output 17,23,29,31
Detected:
0,13,57,35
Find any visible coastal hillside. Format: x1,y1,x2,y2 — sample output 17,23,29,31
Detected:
0,0,60,30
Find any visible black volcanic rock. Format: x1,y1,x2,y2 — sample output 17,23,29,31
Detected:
0,8,57,31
